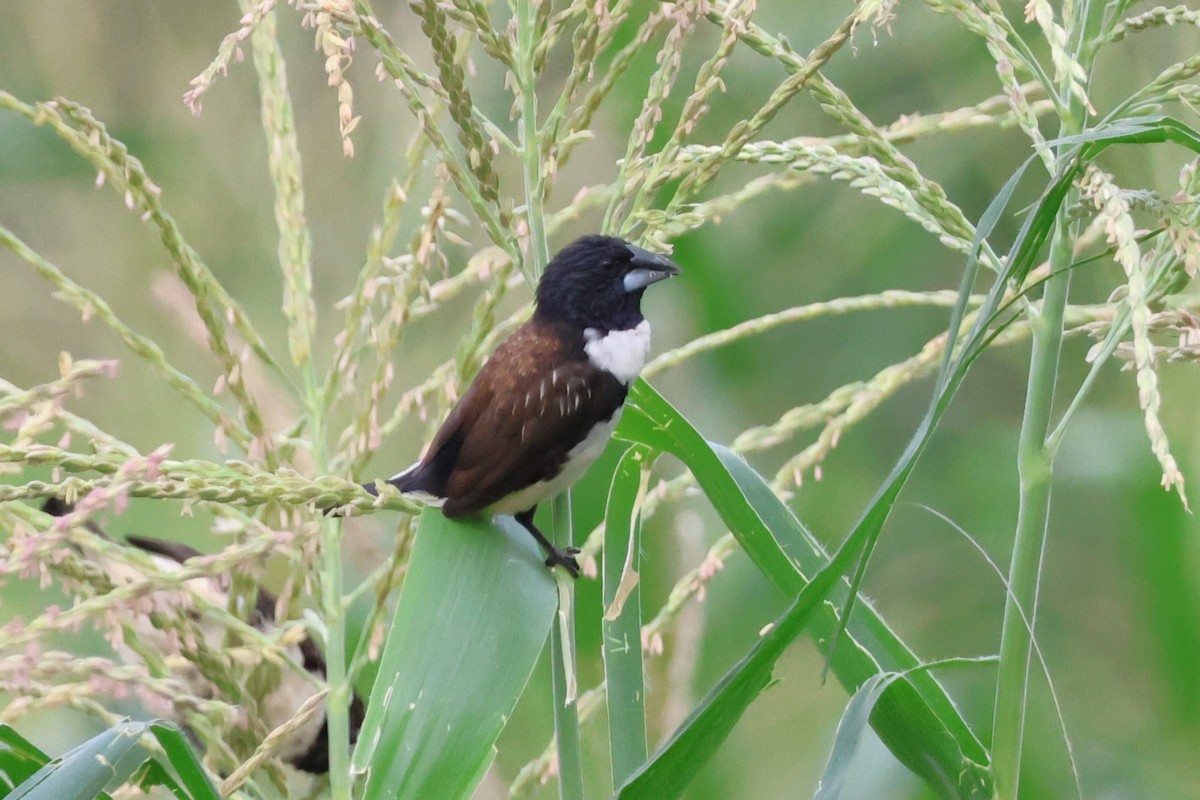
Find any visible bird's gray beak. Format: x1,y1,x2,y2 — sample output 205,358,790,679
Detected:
623,244,682,292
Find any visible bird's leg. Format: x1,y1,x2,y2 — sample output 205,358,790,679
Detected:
515,507,581,579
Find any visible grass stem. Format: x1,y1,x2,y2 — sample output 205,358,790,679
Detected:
991,146,1076,800
992,2,1113,790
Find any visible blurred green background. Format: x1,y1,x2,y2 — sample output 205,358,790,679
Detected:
2,2,1199,798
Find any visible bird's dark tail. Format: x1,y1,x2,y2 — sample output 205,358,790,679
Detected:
365,462,426,497
324,463,427,516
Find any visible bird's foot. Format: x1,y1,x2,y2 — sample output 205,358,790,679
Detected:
544,545,581,579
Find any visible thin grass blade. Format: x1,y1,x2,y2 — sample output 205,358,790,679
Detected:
820,113,1200,798
812,672,897,800
938,152,1036,388
1047,115,1200,151
822,141,1100,709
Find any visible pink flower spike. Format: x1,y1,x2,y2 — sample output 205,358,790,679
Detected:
145,444,174,479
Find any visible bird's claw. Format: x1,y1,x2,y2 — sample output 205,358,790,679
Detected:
544,546,582,579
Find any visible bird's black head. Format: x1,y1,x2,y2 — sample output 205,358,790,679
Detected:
535,235,681,331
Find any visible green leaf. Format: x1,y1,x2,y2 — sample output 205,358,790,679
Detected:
130,760,187,800
714,447,991,779
813,672,897,800
813,658,996,800
807,111,1200,797
1047,115,1200,153
818,134,1092,733
603,445,651,788
352,508,557,800
7,720,150,800
938,147,1033,385
0,725,49,794
615,511,865,800
148,724,219,800
618,382,802,593
619,383,991,797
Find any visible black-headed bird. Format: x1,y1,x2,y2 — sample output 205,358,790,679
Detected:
363,235,681,577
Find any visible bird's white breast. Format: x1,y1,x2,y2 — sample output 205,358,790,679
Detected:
583,320,652,385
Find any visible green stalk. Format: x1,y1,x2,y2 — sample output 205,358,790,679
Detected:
321,513,351,800
991,215,1072,799
992,4,1105,795
313,382,351,799
514,2,582,795
308,320,351,795
305,246,347,800
303,165,349,800
551,493,584,800
516,0,549,284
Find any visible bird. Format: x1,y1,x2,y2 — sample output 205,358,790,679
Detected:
41,497,365,774
361,235,681,577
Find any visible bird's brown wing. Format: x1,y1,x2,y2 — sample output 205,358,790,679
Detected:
425,320,626,516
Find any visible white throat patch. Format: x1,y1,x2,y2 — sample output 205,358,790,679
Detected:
583,320,651,384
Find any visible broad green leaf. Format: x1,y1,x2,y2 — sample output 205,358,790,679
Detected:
0,722,208,800
8,720,149,800
0,724,48,793
619,383,991,796
618,382,802,593
352,508,557,800
149,724,219,800
603,446,651,787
